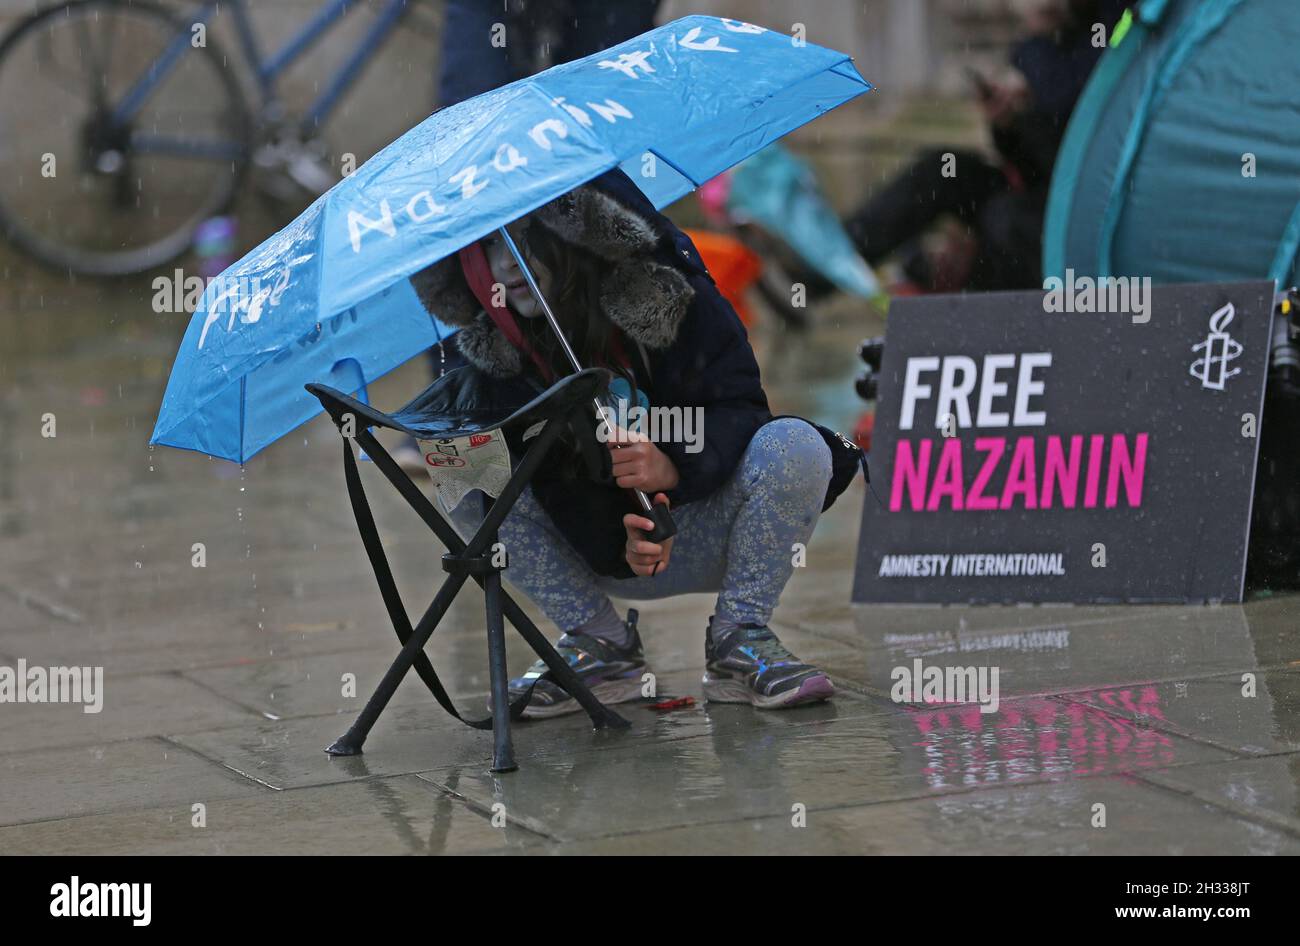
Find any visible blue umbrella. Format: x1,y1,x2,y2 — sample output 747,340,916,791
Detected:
150,15,872,463
726,143,882,299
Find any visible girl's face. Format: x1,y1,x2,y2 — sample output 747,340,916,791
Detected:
482,221,553,319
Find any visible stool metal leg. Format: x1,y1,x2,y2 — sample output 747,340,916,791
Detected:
325,570,469,756
483,568,517,772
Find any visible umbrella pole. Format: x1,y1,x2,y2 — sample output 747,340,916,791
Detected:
498,226,676,544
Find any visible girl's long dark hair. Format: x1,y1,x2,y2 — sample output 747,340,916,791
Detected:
511,218,641,405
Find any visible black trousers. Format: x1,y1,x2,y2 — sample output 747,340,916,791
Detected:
844,148,1045,292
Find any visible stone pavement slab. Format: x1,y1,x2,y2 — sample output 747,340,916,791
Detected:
0,671,260,753
1062,669,1300,756
415,694,1234,843
551,775,1300,855
0,775,545,855
0,737,266,827
1139,753,1300,835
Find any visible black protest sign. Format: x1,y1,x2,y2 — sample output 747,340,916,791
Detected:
852,280,1274,604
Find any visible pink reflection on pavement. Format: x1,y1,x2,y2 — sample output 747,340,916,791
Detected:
908,690,1174,790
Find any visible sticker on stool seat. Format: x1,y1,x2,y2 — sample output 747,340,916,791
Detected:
416,429,512,513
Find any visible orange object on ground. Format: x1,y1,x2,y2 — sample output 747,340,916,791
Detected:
683,228,763,328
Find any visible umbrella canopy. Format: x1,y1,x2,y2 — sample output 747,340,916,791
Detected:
150,15,872,462
725,143,882,299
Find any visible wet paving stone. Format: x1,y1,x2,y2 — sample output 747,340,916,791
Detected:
415,694,1233,842
0,671,261,753
182,648,441,721
0,775,546,855
804,603,1289,700
1139,753,1300,834
1061,669,1300,756
0,737,266,827
551,775,1300,855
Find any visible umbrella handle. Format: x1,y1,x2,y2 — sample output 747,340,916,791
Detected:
633,488,677,543
598,401,677,543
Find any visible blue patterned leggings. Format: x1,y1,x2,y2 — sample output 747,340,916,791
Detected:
445,417,833,632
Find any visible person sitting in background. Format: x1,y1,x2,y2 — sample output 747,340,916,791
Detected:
845,0,1128,293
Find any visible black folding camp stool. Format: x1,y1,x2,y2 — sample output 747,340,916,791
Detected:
305,366,629,773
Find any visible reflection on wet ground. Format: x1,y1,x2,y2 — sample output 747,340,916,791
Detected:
1,277,1298,854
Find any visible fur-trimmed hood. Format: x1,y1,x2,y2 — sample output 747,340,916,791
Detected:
409,169,697,378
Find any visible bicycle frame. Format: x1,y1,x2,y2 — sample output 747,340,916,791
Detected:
114,0,413,157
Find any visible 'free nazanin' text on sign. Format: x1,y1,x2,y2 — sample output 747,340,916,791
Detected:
852,281,1274,604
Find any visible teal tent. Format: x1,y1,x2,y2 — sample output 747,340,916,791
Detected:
1044,0,1300,286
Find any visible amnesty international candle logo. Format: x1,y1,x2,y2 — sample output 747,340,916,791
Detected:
1189,302,1243,391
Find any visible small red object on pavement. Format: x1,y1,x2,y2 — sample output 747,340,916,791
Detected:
853,410,874,453
648,696,696,712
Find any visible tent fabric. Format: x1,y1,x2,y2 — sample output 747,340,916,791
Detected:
1044,0,1300,286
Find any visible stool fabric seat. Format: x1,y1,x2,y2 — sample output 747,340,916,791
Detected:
307,365,603,443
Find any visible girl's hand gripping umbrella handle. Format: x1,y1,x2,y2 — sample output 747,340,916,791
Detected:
499,224,678,544
600,406,677,543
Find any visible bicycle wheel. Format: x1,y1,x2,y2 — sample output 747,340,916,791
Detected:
0,0,252,276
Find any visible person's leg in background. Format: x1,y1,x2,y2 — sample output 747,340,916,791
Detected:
414,0,662,442
400,0,527,459
968,186,1048,291
844,147,1008,270
434,0,520,108
418,0,523,395
556,0,661,60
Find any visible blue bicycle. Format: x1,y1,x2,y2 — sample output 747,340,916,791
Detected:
0,0,433,275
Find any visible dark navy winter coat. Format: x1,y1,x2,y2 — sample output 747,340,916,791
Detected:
408,167,867,579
